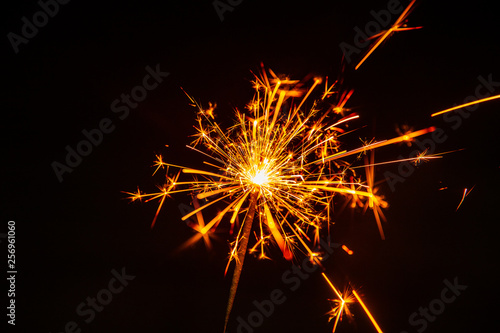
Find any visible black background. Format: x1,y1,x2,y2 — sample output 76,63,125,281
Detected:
2,0,499,332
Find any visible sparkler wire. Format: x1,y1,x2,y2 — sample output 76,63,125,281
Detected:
224,190,259,333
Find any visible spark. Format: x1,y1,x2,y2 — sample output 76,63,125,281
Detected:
318,126,436,164
322,76,338,100
352,289,384,333
456,186,475,211
395,124,415,147
326,89,354,116
176,196,217,252
350,151,441,169
363,152,388,240
323,273,383,333
431,94,500,117
341,244,354,255
322,273,354,333
123,186,144,202
355,0,421,70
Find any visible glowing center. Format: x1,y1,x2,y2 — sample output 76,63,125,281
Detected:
251,169,269,186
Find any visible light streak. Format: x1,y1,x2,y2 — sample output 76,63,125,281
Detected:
352,289,384,333
355,0,421,70
322,273,352,333
341,244,354,255
431,94,500,117
456,186,475,211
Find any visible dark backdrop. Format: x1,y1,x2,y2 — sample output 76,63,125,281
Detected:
2,1,499,332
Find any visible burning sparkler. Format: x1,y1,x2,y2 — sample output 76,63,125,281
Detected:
121,0,500,326
125,63,444,331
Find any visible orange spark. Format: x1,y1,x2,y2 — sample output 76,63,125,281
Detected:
431,94,500,117
352,289,384,333
322,76,338,100
322,273,350,332
456,186,475,211
319,127,436,163
363,152,388,239
355,0,421,70
342,244,354,255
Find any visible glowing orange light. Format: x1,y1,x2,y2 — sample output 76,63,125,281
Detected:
431,94,500,117
352,289,384,333
342,244,354,255
456,186,475,211
355,0,421,70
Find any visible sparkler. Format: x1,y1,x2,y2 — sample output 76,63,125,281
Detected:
125,3,496,327
125,64,443,331
456,186,475,211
